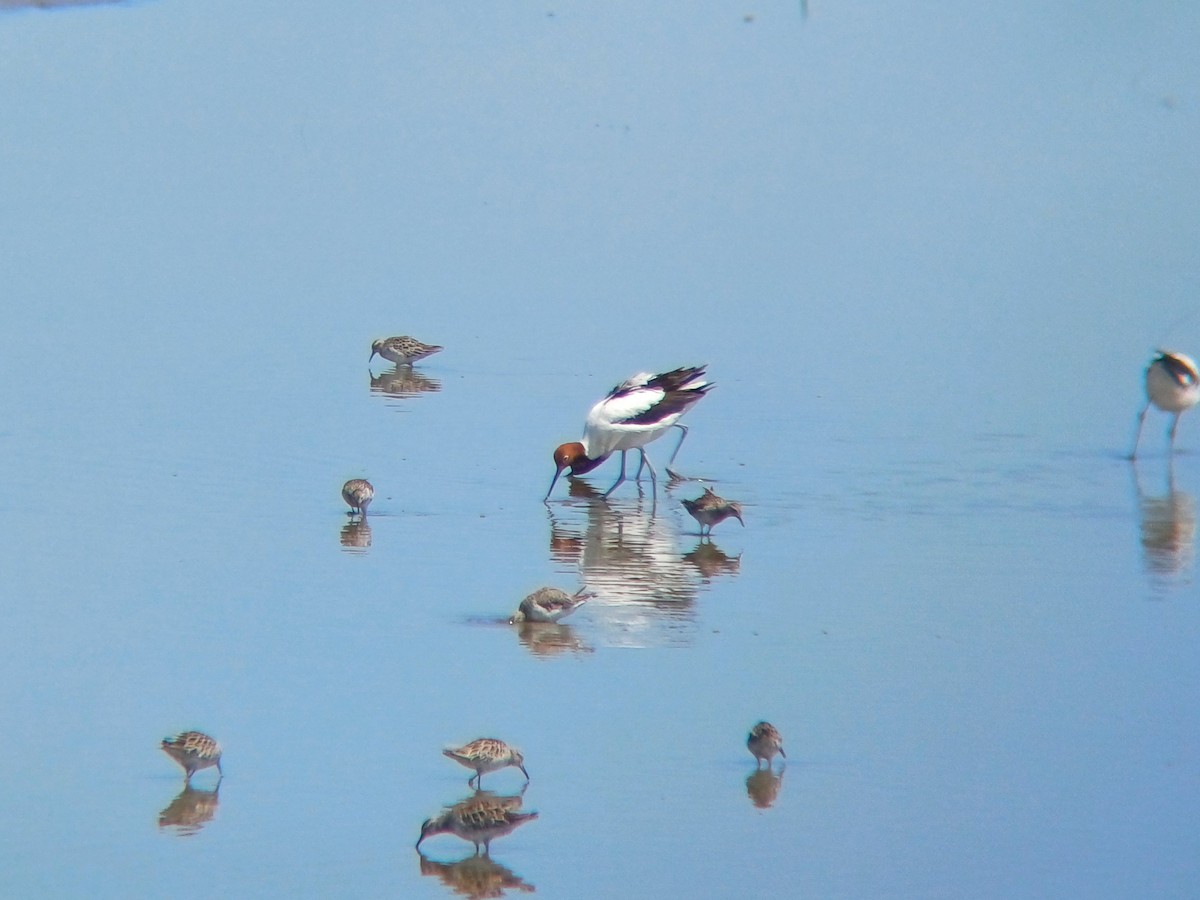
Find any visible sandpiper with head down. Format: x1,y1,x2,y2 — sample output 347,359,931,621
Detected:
508,586,592,624
342,478,375,516
681,486,744,536
416,793,538,856
1131,350,1199,459
369,335,443,367
747,721,785,770
161,731,223,783
442,738,529,788
546,365,713,499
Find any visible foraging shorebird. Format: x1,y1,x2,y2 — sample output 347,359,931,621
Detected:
747,721,785,769
369,335,443,366
341,478,374,516
508,586,593,624
442,738,529,788
416,793,538,855
161,731,223,783
546,365,713,499
1131,350,1199,459
681,487,744,536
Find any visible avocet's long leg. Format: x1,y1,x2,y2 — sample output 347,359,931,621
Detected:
603,451,629,498
633,453,646,481
1168,412,1183,452
667,423,689,465
1130,402,1150,460
638,448,659,494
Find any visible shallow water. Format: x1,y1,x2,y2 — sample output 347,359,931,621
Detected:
1,2,1198,898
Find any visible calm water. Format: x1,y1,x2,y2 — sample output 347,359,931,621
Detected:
1,2,1198,898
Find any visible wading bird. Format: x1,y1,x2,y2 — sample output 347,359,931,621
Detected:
546,365,713,499
1131,350,1199,459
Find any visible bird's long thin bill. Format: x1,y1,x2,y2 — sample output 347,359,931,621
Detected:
544,467,564,500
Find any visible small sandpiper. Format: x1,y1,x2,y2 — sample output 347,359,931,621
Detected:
161,731,223,783
508,586,593,624
747,721,785,769
1131,350,1200,459
342,478,375,516
442,738,529,788
416,794,538,855
370,335,443,366
681,486,744,536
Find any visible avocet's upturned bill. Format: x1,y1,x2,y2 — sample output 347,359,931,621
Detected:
1130,350,1200,460
546,365,713,499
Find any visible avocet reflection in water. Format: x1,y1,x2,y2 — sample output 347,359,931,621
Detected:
545,480,743,647
1132,461,1196,592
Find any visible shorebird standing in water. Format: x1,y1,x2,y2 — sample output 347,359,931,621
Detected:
681,486,744,536
416,793,538,855
546,365,713,499
1131,350,1199,459
442,738,530,788
747,721,785,770
369,335,443,366
342,478,375,516
161,731,223,783
508,586,592,624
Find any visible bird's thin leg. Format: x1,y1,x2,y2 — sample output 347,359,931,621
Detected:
1168,412,1182,451
633,451,646,481
667,423,689,465
640,449,659,494
603,451,629,497
1129,403,1150,460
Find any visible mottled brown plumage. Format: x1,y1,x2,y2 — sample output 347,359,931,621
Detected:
370,335,443,366
342,478,374,516
681,487,744,536
508,586,592,624
747,721,785,769
161,731,223,782
442,738,529,788
416,793,538,855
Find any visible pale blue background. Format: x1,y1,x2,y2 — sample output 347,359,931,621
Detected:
0,2,1197,898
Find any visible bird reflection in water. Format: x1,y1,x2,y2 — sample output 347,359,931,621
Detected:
511,620,594,658
339,518,372,554
1132,461,1195,590
546,486,723,646
745,767,785,810
418,851,536,898
682,540,742,582
369,366,442,400
416,790,537,857
157,783,220,836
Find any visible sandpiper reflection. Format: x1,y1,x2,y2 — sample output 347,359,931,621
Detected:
418,850,536,898
157,783,220,836
682,540,742,582
512,620,594,658
1132,461,1195,590
745,767,784,809
370,366,442,400
546,485,709,646
340,518,372,553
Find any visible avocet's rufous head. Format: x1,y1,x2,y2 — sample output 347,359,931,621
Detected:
546,442,602,499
